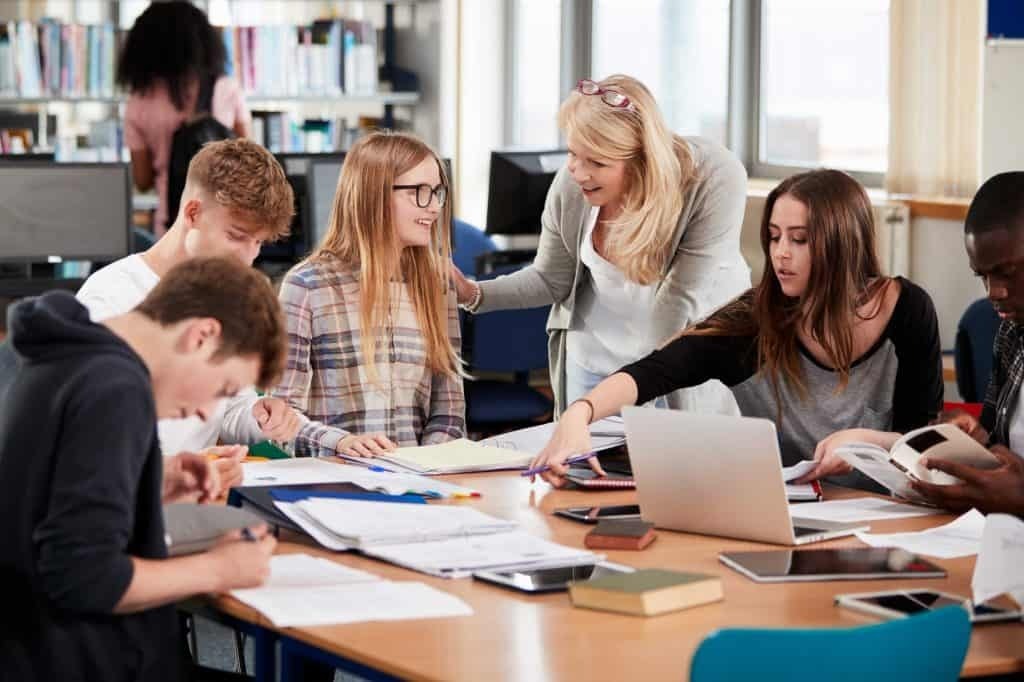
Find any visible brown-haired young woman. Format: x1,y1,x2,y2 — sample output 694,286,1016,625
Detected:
530,169,943,489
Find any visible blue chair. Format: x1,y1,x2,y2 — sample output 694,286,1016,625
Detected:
954,297,1000,402
462,261,553,430
452,219,497,276
690,605,971,682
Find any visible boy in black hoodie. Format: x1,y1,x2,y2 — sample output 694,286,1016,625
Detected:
0,257,283,681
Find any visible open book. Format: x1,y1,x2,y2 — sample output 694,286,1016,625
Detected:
835,424,1001,502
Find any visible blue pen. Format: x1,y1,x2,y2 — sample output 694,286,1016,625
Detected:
520,451,598,477
367,465,392,473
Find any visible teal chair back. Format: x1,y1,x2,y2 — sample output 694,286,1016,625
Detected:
690,606,971,682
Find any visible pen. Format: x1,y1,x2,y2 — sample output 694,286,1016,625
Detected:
520,452,598,477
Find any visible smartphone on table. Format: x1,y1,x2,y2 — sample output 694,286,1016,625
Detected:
836,589,1022,624
553,504,642,524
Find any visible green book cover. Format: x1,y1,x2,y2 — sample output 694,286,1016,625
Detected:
248,441,291,460
582,569,717,594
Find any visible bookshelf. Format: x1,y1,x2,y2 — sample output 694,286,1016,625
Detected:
0,1,435,153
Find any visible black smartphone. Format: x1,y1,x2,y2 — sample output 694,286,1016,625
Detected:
836,589,1023,624
553,504,642,523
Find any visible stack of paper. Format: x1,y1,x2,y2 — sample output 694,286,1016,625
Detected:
241,458,481,498
229,553,472,626
855,509,986,559
364,530,602,578
782,461,819,501
371,438,534,475
288,498,517,547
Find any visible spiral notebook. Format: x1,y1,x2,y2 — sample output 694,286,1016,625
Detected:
566,469,636,490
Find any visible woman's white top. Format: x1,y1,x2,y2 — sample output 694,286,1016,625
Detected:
566,206,661,376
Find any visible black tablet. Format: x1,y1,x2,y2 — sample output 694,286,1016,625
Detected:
472,563,633,593
719,547,946,583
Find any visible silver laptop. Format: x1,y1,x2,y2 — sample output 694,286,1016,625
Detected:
622,407,868,546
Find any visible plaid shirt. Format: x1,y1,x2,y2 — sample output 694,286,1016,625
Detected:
981,320,1024,446
273,255,466,456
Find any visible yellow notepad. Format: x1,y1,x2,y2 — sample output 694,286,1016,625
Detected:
375,439,533,475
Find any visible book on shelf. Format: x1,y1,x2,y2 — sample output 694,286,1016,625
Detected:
0,19,118,99
218,17,381,99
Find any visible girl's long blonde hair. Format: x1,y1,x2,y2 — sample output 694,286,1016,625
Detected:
313,131,460,383
558,74,697,285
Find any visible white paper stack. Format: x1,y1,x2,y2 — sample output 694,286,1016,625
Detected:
229,554,472,627
363,530,603,578
292,498,517,547
240,458,481,498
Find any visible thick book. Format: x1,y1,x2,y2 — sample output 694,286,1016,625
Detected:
569,569,723,616
835,423,1001,502
584,519,656,551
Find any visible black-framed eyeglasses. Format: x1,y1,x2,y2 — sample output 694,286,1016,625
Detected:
575,79,635,112
392,183,448,208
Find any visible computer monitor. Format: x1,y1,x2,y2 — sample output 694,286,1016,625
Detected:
307,156,454,253
307,156,346,249
0,162,131,262
486,149,567,235
257,152,347,264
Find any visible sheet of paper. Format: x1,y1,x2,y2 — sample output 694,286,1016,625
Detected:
260,553,379,588
973,513,1024,606
364,529,600,577
230,581,473,627
781,460,816,482
241,458,363,486
785,483,819,501
272,501,352,551
855,508,986,559
295,497,517,546
789,497,939,523
481,418,625,455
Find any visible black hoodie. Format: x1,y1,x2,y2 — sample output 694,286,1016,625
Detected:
0,291,183,682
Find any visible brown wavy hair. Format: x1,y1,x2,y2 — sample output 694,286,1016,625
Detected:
684,169,890,402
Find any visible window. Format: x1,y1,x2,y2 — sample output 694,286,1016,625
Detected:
509,0,562,148
592,0,731,147
758,0,889,176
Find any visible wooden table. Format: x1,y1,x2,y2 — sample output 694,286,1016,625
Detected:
209,472,1024,681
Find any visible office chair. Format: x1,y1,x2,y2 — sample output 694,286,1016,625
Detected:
954,297,1000,402
462,259,553,432
452,219,497,275
690,605,970,682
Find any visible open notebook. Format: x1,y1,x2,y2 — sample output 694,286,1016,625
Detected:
365,438,534,475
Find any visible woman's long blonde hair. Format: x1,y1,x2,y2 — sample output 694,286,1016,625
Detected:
313,131,460,383
558,74,697,285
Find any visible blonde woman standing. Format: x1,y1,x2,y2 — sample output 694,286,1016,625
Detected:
274,132,465,457
452,74,750,413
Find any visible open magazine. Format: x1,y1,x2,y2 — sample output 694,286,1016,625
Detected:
835,423,1000,503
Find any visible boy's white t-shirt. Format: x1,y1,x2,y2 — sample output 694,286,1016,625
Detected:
76,254,265,456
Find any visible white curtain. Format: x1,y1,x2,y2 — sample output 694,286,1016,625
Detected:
887,0,984,197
